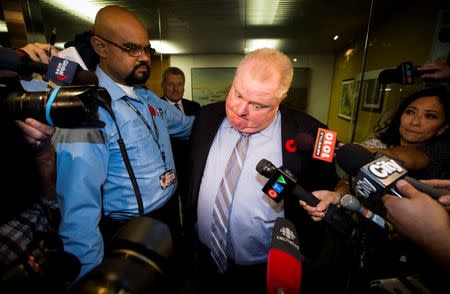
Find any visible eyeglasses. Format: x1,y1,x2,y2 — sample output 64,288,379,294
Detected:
95,35,156,57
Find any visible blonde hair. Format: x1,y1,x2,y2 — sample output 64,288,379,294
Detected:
236,48,293,100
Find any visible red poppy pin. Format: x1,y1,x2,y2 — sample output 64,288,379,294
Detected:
148,105,156,117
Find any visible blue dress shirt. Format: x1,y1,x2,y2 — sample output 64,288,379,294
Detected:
53,67,194,278
197,111,284,265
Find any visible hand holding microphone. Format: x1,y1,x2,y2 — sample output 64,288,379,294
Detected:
21,42,59,65
299,190,343,222
256,159,353,235
416,60,450,80
335,143,448,201
382,180,450,271
421,179,450,211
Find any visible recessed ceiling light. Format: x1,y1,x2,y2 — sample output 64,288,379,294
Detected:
246,0,284,25
333,35,339,41
244,39,281,52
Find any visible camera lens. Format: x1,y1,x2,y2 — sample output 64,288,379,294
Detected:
1,85,105,128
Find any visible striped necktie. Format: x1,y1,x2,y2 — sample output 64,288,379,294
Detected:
210,133,250,273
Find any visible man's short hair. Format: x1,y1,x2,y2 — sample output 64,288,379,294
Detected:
236,48,293,100
162,67,185,84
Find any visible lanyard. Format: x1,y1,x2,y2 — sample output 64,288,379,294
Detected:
122,97,167,168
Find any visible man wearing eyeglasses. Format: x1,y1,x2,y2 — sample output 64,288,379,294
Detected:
52,5,194,280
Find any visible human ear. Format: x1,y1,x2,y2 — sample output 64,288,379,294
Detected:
91,36,107,58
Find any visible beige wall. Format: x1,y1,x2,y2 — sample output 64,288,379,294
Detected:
145,55,171,97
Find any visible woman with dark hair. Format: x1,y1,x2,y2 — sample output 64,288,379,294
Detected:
301,86,450,221
363,86,450,179
299,87,450,293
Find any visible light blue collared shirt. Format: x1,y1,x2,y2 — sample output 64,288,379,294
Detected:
53,67,194,278
197,111,284,265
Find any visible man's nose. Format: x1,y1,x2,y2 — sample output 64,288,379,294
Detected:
235,101,249,116
138,52,151,63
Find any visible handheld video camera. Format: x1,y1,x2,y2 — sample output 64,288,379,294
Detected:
0,47,107,129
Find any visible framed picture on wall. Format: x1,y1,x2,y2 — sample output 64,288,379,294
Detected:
338,79,358,121
191,67,236,106
362,79,384,112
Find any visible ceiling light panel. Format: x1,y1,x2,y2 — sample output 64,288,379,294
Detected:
246,0,282,25
42,0,103,22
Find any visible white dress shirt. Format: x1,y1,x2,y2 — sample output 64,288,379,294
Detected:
197,111,284,265
166,98,184,113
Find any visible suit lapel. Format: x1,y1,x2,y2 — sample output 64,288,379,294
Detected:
280,107,302,177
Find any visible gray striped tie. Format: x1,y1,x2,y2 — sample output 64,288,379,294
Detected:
210,133,249,273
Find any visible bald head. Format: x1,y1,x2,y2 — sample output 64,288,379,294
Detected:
93,5,147,41
91,5,151,85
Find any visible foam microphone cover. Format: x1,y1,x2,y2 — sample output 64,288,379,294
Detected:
267,217,302,294
295,133,315,155
335,143,374,176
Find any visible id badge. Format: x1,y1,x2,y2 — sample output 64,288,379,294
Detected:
160,169,176,190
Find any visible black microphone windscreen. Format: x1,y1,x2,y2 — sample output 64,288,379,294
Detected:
378,69,399,84
335,143,374,176
256,159,277,178
294,133,314,154
26,61,48,76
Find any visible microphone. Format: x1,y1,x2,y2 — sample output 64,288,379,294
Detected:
378,62,436,85
45,56,98,86
0,47,48,76
335,144,447,201
267,217,302,294
312,128,338,162
287,129,340,161
256,159,352,235
0,47,98,86
334,143,374,177
289,128,341,162
340,194,393,231
285,132,315,154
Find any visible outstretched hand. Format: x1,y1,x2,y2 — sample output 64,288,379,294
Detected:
299,190,341,221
